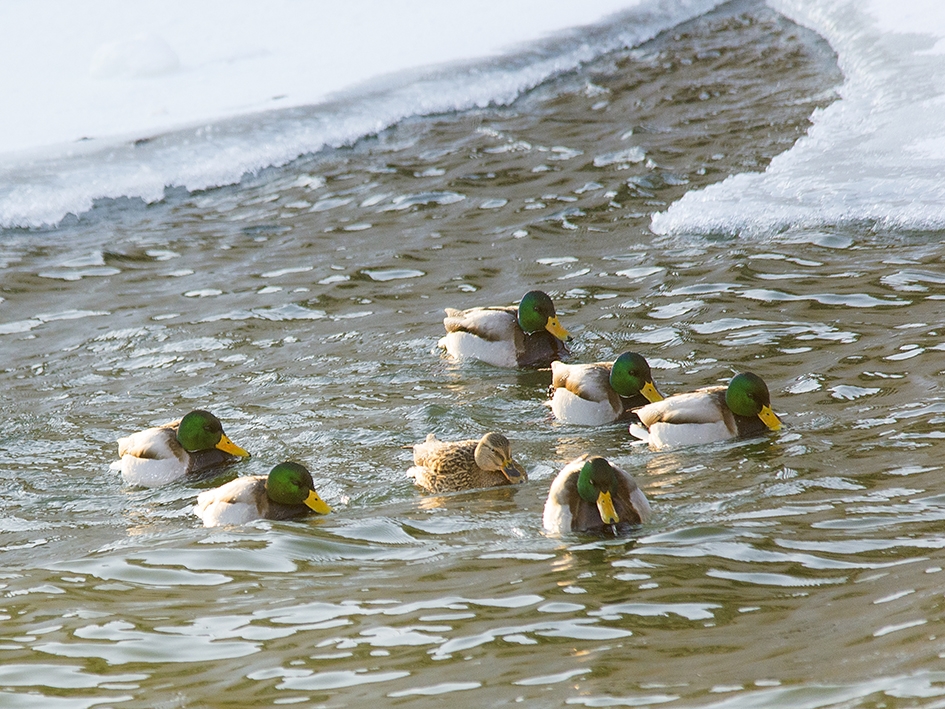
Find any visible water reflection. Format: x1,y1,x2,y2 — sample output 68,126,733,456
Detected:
10,3,945,707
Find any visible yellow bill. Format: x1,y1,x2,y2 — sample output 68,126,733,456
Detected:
641,380,663,403
758,405,782,431
596,490,619,525
304,489,332,515
544,315,570,342
216,434,250,457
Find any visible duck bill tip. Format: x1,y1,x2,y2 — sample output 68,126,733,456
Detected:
217,435,250,457
503,463,527,484
597,491,619,526
304,490,332,515
545,317,570,342
759,405,782,431
641,381,663,403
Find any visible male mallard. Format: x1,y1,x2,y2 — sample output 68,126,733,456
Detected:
114,409,250,487
194,461,332,527
439,290,571,368
549,351,664,425
629,372,782,450
408,432,527,493
543,455,651,534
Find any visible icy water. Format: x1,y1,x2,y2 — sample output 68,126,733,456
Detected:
4,2,945,707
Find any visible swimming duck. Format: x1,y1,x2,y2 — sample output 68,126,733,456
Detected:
114,409,250,487
543,455,651,534
408,432,527,493
194,461,332,527
629,372,782,450
439,290,570,368
549,351,664,425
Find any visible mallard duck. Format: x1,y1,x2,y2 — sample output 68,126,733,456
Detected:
194,461,332,527
629,372,782,450
113,409,250,487
549,351,664,425
438,290,571,368
408,432,527,493
543,455,651,534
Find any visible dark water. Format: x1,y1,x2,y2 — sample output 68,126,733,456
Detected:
7,2,945,707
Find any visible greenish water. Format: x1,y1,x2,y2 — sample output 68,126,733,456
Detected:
6,3,945,708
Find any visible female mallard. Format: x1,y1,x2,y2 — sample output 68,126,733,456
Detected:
543,455,651,534
549,351,664,425
114,409,250,487
629,372,782,450
439,290,571,368
408,432,527,493
194,461,332,527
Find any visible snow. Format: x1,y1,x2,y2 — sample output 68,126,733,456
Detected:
2,0,945,234
0,0,651,155
650,0,945,235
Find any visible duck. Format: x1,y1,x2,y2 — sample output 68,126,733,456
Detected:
628,372,782,450
543,455,651,534
408,432,527,493
113,409,250,487
438,290,571,368
549,351,664,425
194,461,332,527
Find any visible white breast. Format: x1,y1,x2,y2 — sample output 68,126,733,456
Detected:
643,420,734,450
119,455,187,487
438,332,517,368
551,389,620,426
194,477,263,527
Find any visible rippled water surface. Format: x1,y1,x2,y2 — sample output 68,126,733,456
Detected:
6,2,945,707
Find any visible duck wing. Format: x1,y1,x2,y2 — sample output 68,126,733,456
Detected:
117,422,183,461
443,306,517,341
551,361,616,404
634,386,729,426
412,435,477,473
195,476,267,526
612,464,651,524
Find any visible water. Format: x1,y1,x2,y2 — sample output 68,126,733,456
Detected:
4,2,945,707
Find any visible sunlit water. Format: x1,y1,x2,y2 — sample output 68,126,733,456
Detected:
4,3,945,707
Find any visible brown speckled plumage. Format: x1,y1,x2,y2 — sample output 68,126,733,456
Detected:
408,432,527,493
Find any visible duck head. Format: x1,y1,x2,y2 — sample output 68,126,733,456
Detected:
725,372,782,431
266,462,332,514
610,352,663,403
517,290,570,342
474,432,527,484
576,456,622,525
177,410,250,457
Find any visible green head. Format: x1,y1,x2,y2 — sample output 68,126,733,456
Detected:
177,410,250,457
576,456,620,525
725,373,782,431
610,352,663,402
517,290,570,341
266,462,332,514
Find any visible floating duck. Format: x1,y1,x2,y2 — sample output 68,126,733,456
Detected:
113,409,250,487
408,432,527,493
439,290,570,368
543,455,651,534
194,461,332,527
549,351,663,425
629,372,782,450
